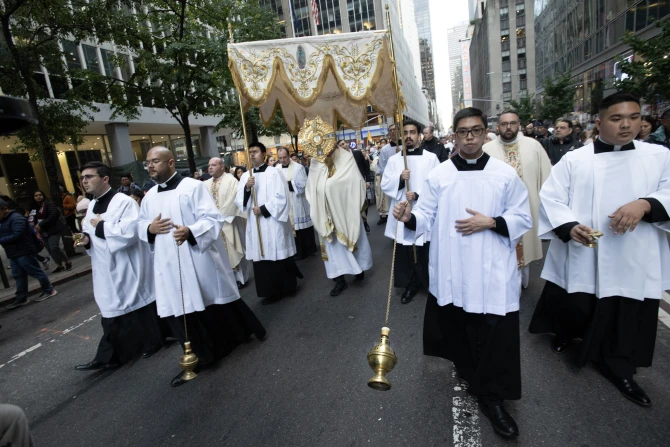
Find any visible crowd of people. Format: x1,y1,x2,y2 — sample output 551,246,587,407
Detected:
1,91,669,442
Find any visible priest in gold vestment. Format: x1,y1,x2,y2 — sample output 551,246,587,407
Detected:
203,157,251,288
484,110,552,288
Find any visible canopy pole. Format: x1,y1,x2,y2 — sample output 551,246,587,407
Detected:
385,5,417,263
228,24,264,258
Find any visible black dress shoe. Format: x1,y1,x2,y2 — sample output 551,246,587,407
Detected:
401,288,418,304
551,336,572,353
170,368,200,387
74,360,119,371
330,281,348,296
364,221,371,233
599,367,652,407
141,345,161,359
261,295,283,305
377,216,387,225
236,281,245,289
479,401,519,438
355,272,365,281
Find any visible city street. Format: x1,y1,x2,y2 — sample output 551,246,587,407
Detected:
1,209,669,447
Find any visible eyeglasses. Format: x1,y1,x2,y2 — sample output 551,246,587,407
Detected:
499,121,519,128
79,174,101,182
455,127,485,139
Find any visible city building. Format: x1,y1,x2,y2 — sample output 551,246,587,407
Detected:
447,22,470,115
469,0,537,121
534,0,670,121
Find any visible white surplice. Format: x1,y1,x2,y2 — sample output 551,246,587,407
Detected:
484,136,552,265
381,149,440,245
235,165,296,262
409,157,532,315
138,175,240,318
203,174,251,284
539,141,670,300
83,192,154,318
281,161,313,230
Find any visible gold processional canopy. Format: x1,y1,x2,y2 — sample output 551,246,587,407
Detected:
227,30,408,134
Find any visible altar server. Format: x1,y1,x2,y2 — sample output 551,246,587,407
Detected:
381,120,439,303
529,92,670,407
139,147,266,387
235,142,303,305
394,108,532,438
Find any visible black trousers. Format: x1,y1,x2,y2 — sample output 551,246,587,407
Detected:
94,302,165,364
424,295,521,401
394,243,430,290
529,281,659,379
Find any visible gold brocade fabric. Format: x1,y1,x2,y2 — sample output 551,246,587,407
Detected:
210,178,226,244
504,142,524,268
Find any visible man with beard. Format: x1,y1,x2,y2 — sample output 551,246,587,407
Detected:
394,107,532,438
277,146,318,259
484,111,552,288
139,147,266,387
381,120,439,304
529,92,670,407
203,157,252,288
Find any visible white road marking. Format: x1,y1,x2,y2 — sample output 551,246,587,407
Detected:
451,369,482,447
660,292,670,329
0,313,100,370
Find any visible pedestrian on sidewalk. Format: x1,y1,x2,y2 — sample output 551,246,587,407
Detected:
0,199,57,310
28,191,71,273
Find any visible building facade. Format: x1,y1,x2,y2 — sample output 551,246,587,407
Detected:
447,22,470,114
534,0,670,120
469,0,537,120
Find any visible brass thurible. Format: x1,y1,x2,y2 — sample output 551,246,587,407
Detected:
179,341,199,382
367,327,398,391
585,230,604,248
72,233,84,247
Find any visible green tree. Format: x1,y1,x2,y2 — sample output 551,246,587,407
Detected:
101,0,280,174
614,20,670,103
508,93,536,125
0,0,116,205
218,101,292,146
539,73,575,122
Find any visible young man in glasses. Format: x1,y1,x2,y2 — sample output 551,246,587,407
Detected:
74,162,165,372
484,110,552,289
393,107,532,439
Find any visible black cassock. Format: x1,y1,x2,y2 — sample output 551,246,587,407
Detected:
412,154,521,402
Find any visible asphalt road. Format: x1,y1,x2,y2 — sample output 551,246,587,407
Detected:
1,209,669,447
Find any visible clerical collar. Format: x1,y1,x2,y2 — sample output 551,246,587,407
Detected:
159,171,178,188
92,188,117,214
157,172,184,192
282,164,289,169
253,163,268,173
95,187,113,200
594,137,635,154
452,152,490,171
406,146,423,155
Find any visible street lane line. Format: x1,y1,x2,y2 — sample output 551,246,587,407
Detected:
451,369,482,447
0,313,100,370
659,306,670,329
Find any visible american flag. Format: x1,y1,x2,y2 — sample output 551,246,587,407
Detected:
311,0,320,26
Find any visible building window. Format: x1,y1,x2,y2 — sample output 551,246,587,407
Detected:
500,0,509,7
501,19,509,30
517,37,526,48
518,58,526,69
520,79,527,91
503,82,512,93
502,60,511,72
82,44,100,74
61,41,82,71
99,49,116,78
501,40,510,51
49,75,69,99
316,0,343,35
500,7,509,20
347,0,376,33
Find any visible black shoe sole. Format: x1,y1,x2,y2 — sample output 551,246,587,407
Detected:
618,389,652,407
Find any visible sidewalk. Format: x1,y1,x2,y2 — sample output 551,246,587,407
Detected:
0,249,91,306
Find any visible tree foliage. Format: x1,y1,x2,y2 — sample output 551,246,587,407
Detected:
508,93,536,125
98,0,280,173
0,0,116,205
614,20,670,103
539,73,575,122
